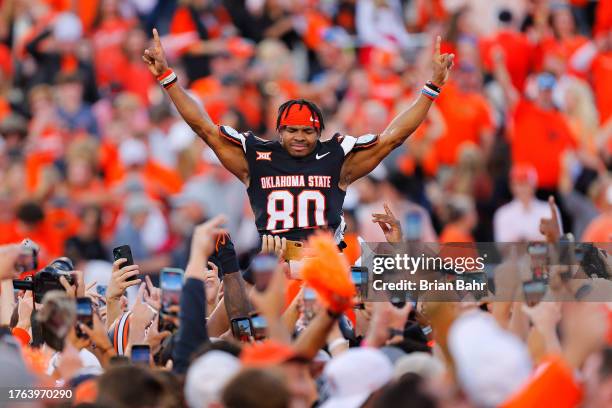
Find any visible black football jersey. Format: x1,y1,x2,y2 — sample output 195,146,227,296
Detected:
219,125,378,242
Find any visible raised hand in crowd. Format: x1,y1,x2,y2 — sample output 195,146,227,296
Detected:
250,261,291,343
143,275,162,311
145,314,171,356
364,301,412,348
106,258,142,329
522,301,562,362
186,215,227,277
0,244,22,281
261,234,287,259
540,196,562,243
204,261,221,314
79,313,116,368
15,291,34,332
128,284,158,349
59,270,85,299
372,203,403,243
562,302,608,370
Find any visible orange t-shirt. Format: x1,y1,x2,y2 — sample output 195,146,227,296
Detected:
509,100,577,189
481,30,535,91
595,0,612,36
581,214,612,243
435,83,494,165
591,52,612,124
439,224,474,243
367,71,402,110
120,59,156,105
92,18,134,87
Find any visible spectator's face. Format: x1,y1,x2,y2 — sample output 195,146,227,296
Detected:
130,211,148,229
125,29,147,57
67,159,93,186
536,88,554,109
552,8,575,36
279,126,319,157
102,0,119,18
80,208,101,237
282,362,317,408
57,82,84,108
511,180,535,201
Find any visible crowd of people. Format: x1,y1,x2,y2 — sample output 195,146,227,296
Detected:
0,0,611,407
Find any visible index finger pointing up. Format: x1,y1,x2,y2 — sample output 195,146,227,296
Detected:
152,28,161,46
435,35,441,57
548,196,559,224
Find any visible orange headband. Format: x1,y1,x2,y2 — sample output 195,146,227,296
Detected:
278,104,320,130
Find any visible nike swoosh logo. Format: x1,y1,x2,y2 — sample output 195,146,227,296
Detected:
315,152,330,160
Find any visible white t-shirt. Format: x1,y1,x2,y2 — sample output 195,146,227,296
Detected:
493,199,559,242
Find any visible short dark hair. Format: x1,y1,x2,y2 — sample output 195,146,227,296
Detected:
96,366,169,408
276,99,325,132
192,339,242,361
222,368,290,408
371,373,437,408
499,9,513,24
16,202,44,225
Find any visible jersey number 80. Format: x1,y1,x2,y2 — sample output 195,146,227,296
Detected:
266,190,326,231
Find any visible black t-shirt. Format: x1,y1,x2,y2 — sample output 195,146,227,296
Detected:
219,125,378,242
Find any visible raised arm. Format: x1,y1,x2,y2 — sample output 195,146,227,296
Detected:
143,29,249,184
339,36,454,187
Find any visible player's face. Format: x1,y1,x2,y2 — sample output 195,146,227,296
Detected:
279,126,319,157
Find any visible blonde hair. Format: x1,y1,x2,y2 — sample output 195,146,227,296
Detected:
564,79,599,151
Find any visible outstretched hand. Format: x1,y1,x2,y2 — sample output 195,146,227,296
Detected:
431,36,454,86
372,203,403,243
143,28,169,77
539,196,561,243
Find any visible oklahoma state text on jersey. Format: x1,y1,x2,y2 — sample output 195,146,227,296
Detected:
219,125,378,242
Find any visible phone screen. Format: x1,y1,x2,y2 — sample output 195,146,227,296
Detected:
351,270,363,286
76,298,93,327
231,318,253,342
250,314,267,340
131,345,150,364
161,269,184,310
76,297,93,338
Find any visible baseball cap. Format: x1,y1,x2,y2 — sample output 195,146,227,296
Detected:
185,351,241,408
510,163,538,186
537,72,557,90
240,340,303,368
321,348,393,408
226,37,255,59
448,310,532,407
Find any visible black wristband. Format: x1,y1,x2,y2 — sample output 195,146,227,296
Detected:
425,81,441,93
214,233,240,275
327,309,342,320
